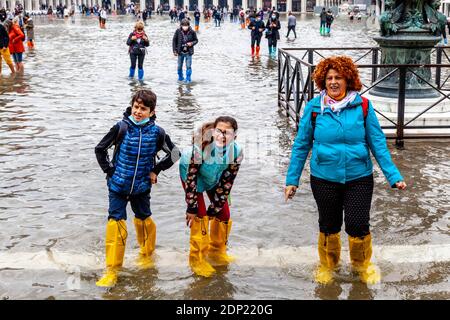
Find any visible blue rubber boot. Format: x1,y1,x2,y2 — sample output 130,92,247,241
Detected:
138,68,144,81
129,67,135,78
185,69,192,83
177,69,184,81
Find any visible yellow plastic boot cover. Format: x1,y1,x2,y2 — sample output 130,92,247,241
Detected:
96,219,127,287
134,217,156,269
315,232,341,285
189,216,215,277
207,218,235,266
348,234,381,285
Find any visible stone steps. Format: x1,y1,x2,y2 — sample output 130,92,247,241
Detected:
377,111,450,127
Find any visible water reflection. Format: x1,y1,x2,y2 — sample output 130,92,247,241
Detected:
0,73,31,95
313,277,374,300
102,268,162,300
183,270,235,300
173,84,200,130
314,282,343,300
347,282,374,300
247,57,263,78
266,57,278,70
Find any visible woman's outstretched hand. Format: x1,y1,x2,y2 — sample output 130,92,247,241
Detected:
284,185,297,202
186,213,196,228
395,181,407,190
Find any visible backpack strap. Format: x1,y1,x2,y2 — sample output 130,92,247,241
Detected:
361,96,369,128
115,120,128,146
112,120,128,162
311,111,318,139
361,96,369,118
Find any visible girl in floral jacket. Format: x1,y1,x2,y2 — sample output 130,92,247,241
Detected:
180,116,243,277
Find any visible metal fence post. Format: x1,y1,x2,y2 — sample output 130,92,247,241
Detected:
308,67,315,101
436,46,442,89
396,67,406,149
372,48,378,84
285,55,290,117
278,50,282,109
295,62,300,125
308,49,314,66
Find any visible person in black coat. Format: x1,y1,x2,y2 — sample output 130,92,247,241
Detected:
320,7,327,35
126,21,150,80
0,9,7,22
266,14,280,56
178,9,185,22
325,9,334,35
194,8,201,31
142,7,148,25
213,7,221,27
247,14,265,57
172,19,198,83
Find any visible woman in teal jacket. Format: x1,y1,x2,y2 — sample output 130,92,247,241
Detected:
180,116,243,277
285,56,406,285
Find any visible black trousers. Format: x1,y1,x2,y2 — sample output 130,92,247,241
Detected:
251,35,262,47
286,26,296,37
310,174,374,237
268,38,278,48
130,53,145,69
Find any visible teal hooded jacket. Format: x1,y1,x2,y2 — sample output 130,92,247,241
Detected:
180,142,242,193
286,94,403,187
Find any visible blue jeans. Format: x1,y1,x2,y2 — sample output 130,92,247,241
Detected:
177,53,192,71
12,52,23,63
108,189,152,221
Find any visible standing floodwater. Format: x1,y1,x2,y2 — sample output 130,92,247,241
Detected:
0,14,449,300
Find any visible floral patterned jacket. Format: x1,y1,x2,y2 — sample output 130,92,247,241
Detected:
183,143,243,215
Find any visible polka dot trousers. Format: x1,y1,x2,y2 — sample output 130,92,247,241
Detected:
310,174,374,237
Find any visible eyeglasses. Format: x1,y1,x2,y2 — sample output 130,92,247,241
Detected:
214,128,235,137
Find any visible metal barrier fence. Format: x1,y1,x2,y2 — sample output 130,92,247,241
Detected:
278,47,450,148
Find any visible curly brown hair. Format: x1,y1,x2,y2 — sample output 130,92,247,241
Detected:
313,56,362,92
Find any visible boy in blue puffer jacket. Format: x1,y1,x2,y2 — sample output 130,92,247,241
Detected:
94,89,180,287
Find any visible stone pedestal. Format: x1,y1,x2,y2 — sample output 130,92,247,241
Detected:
371,29,441,99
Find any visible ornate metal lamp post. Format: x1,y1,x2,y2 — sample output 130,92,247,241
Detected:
371,0,447,98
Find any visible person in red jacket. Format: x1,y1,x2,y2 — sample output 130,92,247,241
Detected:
9,17,25,72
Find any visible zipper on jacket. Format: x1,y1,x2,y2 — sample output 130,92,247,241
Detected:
129,127,142,195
